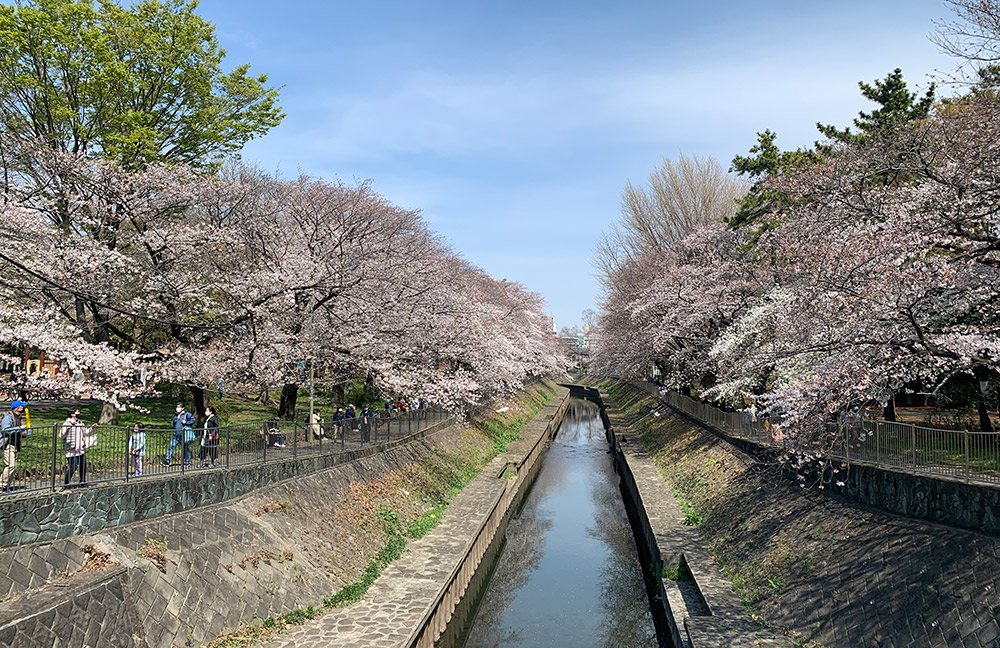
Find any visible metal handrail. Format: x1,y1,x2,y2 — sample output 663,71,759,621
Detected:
634,382,1000,487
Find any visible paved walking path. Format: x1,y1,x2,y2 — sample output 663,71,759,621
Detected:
260,475,506,648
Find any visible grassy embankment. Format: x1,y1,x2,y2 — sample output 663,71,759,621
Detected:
205,379,561,648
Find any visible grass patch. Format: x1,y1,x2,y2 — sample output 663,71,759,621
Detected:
662,561,693,582
406,502,446,539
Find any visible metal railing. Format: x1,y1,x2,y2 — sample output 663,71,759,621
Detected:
633,383,1000,486
0,407,447,496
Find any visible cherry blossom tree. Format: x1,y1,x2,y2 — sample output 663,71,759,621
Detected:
0,143,567,415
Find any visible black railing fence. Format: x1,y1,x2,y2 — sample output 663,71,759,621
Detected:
0,407,447,496
630,381,1000,486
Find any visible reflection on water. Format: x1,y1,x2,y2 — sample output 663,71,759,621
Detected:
460,398,657,648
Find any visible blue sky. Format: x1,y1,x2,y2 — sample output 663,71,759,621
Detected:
198,0,959,328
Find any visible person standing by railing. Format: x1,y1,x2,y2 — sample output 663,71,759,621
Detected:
308,409,325,440
60,407,92,487
1,400,28,491
199,406,220,467
360,405,373,442
164,402,195,466
129,423,146,476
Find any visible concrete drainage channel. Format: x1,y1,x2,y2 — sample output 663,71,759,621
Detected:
405,389,572,647
412,383,757,648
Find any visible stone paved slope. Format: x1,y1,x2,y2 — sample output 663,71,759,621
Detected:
605,381,1000,648
0,422,482,648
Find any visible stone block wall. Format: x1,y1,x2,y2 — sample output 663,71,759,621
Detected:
0,566,135,648
0,422,466,648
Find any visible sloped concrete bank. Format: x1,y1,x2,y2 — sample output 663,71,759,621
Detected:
0,381,563,648
254,387,572,648
604,380,1000,648
628,381,1000,537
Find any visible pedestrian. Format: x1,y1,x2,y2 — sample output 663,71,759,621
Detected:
332,407,345,440
360,405,373,442
199,406,220,467
1,400,29,491
164,402,195,466
60,407,92,486
308,409,325,440
266,417,286,447
216,377,225,400
128,423,146,476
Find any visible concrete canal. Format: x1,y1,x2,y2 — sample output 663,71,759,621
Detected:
451,397,658,648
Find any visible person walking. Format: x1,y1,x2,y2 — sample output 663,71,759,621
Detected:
164,402,195,466
1,400,29,491
60,407,92,487
199,406,220,467
128,423,146,476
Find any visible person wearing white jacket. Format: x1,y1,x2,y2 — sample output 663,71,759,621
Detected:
60,408,93,487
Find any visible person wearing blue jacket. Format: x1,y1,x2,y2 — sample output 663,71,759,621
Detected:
163,402,196,466
1,400,28,490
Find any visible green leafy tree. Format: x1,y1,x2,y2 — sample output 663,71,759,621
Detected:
0,0,284,170
731,69,935,230
816,68,935,146
728,130,817,230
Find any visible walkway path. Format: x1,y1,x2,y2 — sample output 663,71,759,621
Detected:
260,474,506,648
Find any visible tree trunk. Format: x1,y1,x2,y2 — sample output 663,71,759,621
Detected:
364,372,376,402
883,393,896,422
278,383,298,420
330,383,345,409
189,385,206,421
98,401,120,425
978,400,994,432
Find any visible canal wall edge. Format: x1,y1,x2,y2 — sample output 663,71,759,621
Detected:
588,384,767,648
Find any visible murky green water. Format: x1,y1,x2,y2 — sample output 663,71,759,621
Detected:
459,398,658,648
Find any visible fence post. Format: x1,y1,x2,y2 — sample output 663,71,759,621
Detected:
225,425,231,469
293,420,298,459
911,424,917,475
965,429,971,484
844,423,850,463
262,428,267,464
51,423,58,493
124,425,129,484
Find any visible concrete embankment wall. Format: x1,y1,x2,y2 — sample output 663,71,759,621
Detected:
604,379,1000,648
628,381,1000,537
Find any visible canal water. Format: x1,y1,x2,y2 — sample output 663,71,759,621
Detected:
458,397,658,648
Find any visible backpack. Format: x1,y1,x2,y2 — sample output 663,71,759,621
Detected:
0,414,13,451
